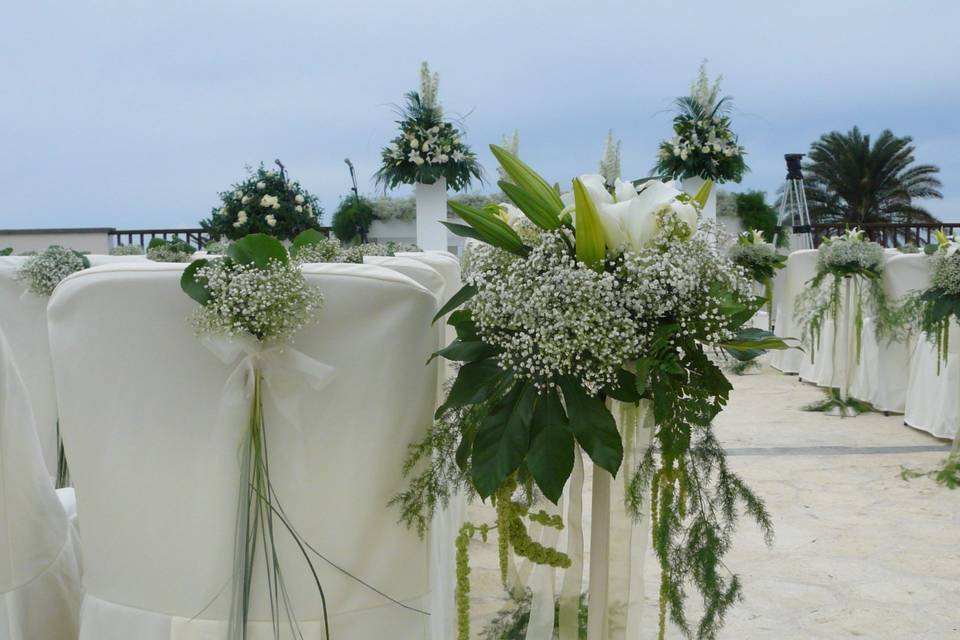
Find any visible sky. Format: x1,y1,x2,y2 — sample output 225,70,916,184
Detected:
1,0,958,230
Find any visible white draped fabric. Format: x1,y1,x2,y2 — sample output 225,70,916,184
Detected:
769,250,817,374
0,256,59,476
47,262,438,639
905,321,960,440
0,327,82,640
850,254,931,412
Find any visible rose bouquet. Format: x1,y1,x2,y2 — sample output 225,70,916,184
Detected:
395,144,791,639
374,63,482,192
201,163,323,241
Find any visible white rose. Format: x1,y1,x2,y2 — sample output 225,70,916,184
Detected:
260,194,279,209
295,194,305,204
265,214,277,227
234,190,243,199
295,205,303,212
242,195,252,204
409,138,419,149
256,181,266,190
305,205,313,214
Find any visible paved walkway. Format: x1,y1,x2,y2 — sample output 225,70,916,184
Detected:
466,363,960,638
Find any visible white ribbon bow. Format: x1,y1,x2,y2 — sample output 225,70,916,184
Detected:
202,333,336,431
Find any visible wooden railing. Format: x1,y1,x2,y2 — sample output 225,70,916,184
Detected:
808,223,960,248
112,228,210,249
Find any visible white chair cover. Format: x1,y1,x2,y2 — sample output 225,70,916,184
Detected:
850,254,931,412
0,257,59,476
47,262,438,640
770,250,818,374
362,256,446,303
396,251,464,640
0,326,82,640
87,254,150,266
905,320,960,440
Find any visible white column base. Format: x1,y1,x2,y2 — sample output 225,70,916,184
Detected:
415,178,448,252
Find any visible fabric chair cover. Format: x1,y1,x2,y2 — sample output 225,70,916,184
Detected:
48,262,437,639
362,256,446,303
395,251,464,640
87,254,150,267
850,254,931,412
770,250,818,374
905,320,960,440
0,257,59,476
0,326,82,640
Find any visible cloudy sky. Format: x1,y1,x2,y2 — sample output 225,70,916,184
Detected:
1,0,958,229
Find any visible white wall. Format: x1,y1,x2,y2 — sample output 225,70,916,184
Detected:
367,217,465,255
0,228,113,254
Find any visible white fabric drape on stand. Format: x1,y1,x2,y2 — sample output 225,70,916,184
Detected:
905,320,960,440
0,326,82,640
769,250,818,374
48,262,438,639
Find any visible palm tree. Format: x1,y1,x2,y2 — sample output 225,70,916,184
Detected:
803,127,942,224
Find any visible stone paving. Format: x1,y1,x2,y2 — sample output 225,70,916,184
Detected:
466,363,960,638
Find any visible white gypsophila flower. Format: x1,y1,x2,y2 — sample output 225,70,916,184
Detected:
467,232,643,394
15,245,87,296
817,236,884,275
257,181,266,190
295,194,305,204
190,259,323,342
147,244,193,263
292,237,342,264
729,241,777,271
265,214,277,227
931,252,960,296
260,194,280,209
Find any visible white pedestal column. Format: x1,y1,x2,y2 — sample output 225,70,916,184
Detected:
415,178,448,252
682,176,716,223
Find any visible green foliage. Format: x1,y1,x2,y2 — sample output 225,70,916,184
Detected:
146,237,194,263
802,127,942,224
200,163,323,241
733,192,786,248
0,248,12,256
331,196,374,244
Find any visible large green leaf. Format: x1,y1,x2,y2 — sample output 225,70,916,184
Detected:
489,144,565,213
180,259,212,305
228,233,289,267
527,387,574,503
557,376,622,477
437,358,507,418
429,338,498,364
692,179,714,209
290,229,328,257
440,221,489,245
498,180,562,230
572,178,606,271
433,283,477,323
604,368,642,403
471,382,537,498
718,327,797,352
448,201,528,256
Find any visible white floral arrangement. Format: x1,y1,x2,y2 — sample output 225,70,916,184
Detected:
815,228,885,279
728,230,786,282
374,62,482,191
655,61,746,183
202,163,323,241
16,245,89,296
146,238,195,263
395,144,791,640
109,244,144,256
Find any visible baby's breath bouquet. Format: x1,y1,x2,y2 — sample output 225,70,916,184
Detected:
374,62,482,192
394,144,791,639
287,229,415,264
146,237,194,263
181,234,328,637
655,62,746,184
109,244,144,256
16,245,89,296
796,228,889,364
201,163,323,241
729,230,786,327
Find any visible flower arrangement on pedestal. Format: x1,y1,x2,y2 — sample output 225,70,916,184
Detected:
374,62,482,192
729,230,786,321
146,237,195,263
655,62,746,185
394,144,792,639
201,163,323,241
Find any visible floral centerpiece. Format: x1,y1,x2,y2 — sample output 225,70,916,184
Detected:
655,62,746,184
729,230,786,327
109,244,144,256
181,234,329,635
394,144,791,639
201,163,323,241
146,238,195,263
374,62,482,192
